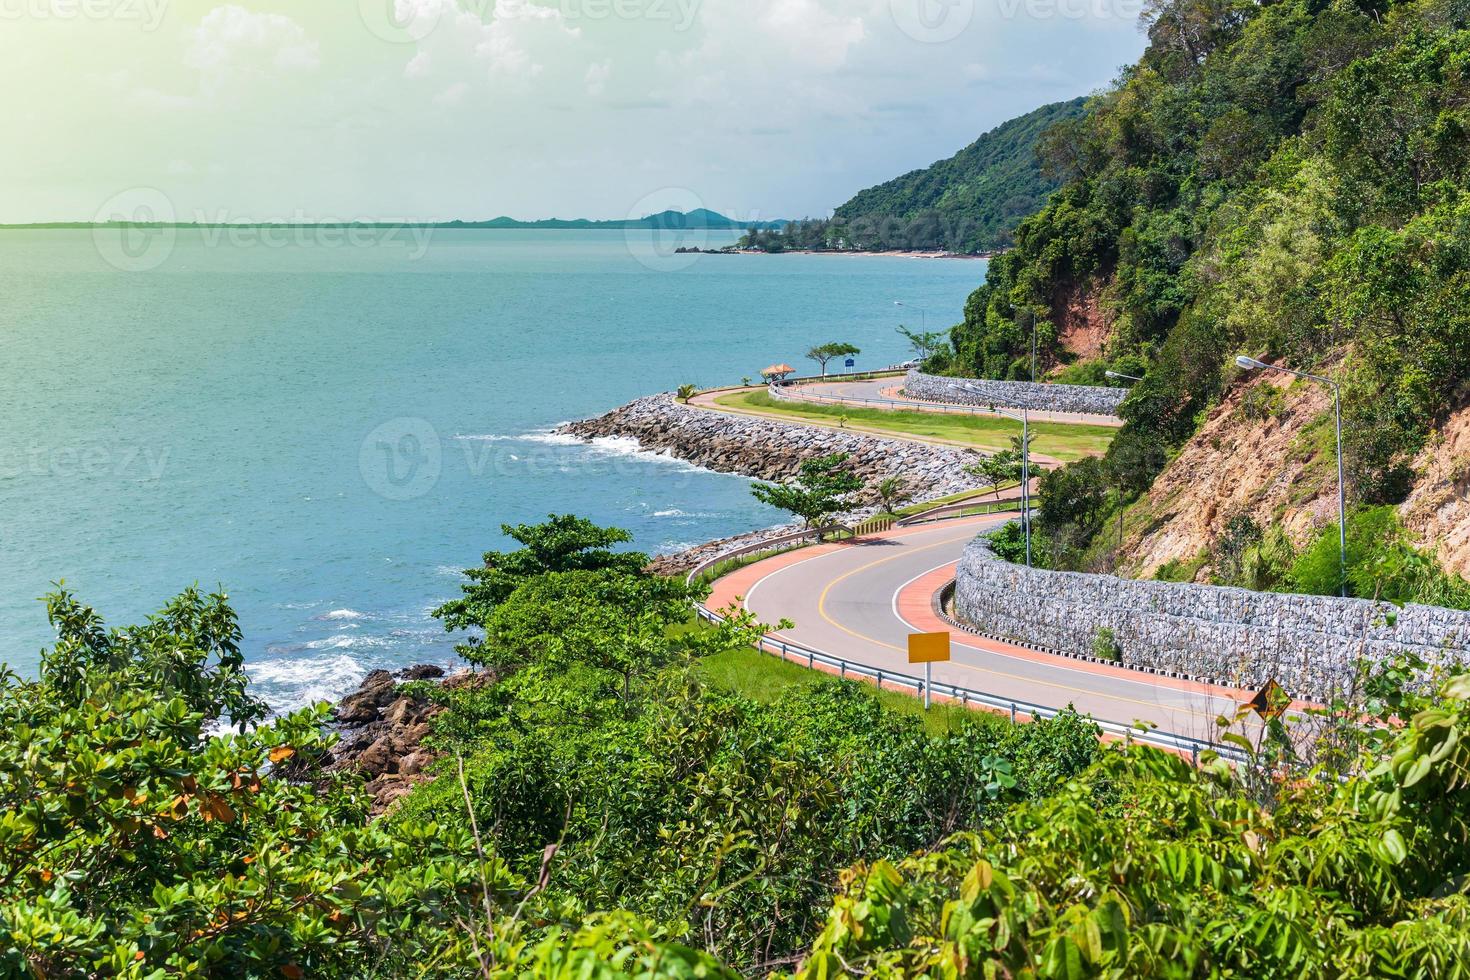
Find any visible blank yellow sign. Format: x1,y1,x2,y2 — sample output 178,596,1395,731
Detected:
908,631,951,664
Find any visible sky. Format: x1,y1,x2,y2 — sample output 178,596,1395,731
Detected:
0,0,1147,223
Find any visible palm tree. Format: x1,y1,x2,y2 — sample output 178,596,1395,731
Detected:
874,476,913,516
677,384,697,403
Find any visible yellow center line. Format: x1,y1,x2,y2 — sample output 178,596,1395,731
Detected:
803,530,1224,715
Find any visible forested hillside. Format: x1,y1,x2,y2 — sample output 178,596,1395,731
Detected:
740,98,1083,253
947,0,1470,591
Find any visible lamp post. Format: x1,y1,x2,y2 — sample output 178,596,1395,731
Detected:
1105,370,1143,382
894,300,928,333
961,386,1032,568
1236,355,1347,597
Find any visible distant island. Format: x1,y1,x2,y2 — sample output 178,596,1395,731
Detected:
1,208,786,231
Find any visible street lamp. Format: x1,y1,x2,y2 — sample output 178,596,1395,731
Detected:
894,300,928,333
1236,354,1347,597
1105,370,1143,382
961,386,1032,568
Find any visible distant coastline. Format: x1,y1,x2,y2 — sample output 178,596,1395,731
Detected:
0,208,782,232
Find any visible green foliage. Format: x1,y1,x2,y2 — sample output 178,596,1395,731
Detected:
397,668,1104,972
676,383,697,402
896,324,949,362
1289,505,1470,606
873,476,913,515
947,0,1470,558
963,448,1023,497
739,99,1085,254
1091,626,1121,662
0,588,506,977
434,514,648,640
1037,456,1111,563
987,521,1043,567
794,673,1470,977
751,452,863,528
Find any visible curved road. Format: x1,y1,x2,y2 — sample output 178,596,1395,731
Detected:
783,376,1125,428
709,515,1253,745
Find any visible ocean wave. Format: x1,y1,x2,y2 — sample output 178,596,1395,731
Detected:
247,654,370,713
317,608,365,621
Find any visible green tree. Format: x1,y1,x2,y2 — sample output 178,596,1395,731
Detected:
805,343,861,377
473,570,767,700
873,476,913,515
751,452,862,530
1037,457,1110,562
676,384,697,403
964,449,1022,500
896,325,947,362
435,515,647,637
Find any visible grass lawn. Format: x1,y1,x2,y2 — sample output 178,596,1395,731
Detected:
697,645,1005,736
712,390,1115,461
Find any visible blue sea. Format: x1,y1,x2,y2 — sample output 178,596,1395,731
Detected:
0,227,983,710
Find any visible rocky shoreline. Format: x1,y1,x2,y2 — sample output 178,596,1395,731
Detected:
556,392,985,500
323,663,490,814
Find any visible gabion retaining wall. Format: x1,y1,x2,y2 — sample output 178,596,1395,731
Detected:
903,370,1126,417
954,528,1470,701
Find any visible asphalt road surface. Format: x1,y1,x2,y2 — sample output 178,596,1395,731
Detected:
710,516,1253,747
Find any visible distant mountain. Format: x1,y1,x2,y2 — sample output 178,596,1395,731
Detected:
1,209,782,231
740,97,1085,254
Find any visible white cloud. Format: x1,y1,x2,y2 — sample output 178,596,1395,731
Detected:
755,0,868,71
186,6,319,88
585,59,611,97
434,81,470,106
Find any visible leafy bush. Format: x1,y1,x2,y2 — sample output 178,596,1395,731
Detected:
1091,626,1121,661
795,673,1470,977
1290,505,1470,607
0,588,497,976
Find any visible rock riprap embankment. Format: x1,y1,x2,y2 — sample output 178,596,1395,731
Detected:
954,527,1470,701
557,393,986,504
903,370,1125,417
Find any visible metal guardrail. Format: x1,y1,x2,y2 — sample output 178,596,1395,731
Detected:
688,511,1245,766
896,493,1023,526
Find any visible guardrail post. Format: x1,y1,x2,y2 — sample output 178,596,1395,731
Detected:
839,662,845,679
876,670,883,690
807,650,814,669
1191,745,1200,768
1009,702,1016,724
